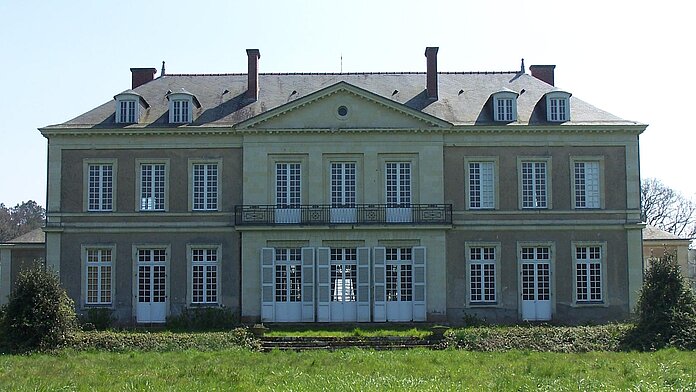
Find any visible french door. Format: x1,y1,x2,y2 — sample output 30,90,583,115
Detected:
385,248,413,321
330,162,357,223
520,247,552,321
329,248,358,322
276,163,301,223
273,248,303,322
136,249,167,323
386,162,411,222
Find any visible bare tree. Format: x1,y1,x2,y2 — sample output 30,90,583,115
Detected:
641,178,696,237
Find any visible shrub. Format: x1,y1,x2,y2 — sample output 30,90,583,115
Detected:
624,252,696,350
0,264,77,352
166,306,238,331
79,308,116,331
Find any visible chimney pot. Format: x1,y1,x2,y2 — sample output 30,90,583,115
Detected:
246,49,261,100
425,47,439,100
529,65,556,86
130,68,157,89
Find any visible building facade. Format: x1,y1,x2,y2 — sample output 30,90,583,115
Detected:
39,48,646,324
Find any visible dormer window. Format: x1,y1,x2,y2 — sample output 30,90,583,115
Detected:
114,91,149,124
167,89,200,124
545,91,572,122
491,91,518,122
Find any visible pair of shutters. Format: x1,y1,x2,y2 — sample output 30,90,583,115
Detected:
260,247,315,322
261,246,427,322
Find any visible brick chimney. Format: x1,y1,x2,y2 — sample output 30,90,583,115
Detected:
130,68,157,89
425,47,439,100
246,49,261,100
529,65,556,86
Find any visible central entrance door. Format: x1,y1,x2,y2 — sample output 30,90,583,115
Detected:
385,248,413,322
330,248,358,322
520,246,552,321
136,248,167,323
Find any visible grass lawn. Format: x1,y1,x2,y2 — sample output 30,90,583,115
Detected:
1,348,695,391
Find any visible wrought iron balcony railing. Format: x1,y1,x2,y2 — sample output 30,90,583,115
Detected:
234,204,452,226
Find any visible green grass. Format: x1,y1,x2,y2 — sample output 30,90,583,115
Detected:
1,349,694,391
264,325,432,338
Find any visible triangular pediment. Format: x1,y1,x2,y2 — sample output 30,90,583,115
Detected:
237,82,450,129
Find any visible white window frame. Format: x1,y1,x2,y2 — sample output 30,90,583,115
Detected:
83,158,117,212
492,91,518,122
168,92,196,124
274,248,303,303
131,244,171,320
81,245,115,307
545,91,572,122
385,162,412,206
136,159,169,212
465,242,500,306
330,162,357,208
189,159,221,211
114,92,143,124
187,244,221,305
571,157,604,209
573,242,606,305
465,157,498,210
276,162,301,208
518,157,552,209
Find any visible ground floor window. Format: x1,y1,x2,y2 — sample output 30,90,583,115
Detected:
574,245,603,303
85,248,113,305
468,246,497,304
275,248,302,302
191,247,218,304
330,248,357,302
386,247,413,302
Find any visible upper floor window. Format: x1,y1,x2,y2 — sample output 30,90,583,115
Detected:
468,161,495,209
87,163,114,211
545,91,572,122
192,162,219,211
114,91,148,124
573,160,601,209
520,159,550,209
491,91,518,122
138,161,168,211
167,89,200,124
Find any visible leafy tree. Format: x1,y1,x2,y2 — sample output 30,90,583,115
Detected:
0,263,77,352
625,251,696,350
641,178,696,237
0,200,45,242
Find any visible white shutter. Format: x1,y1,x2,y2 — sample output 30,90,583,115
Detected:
316,247,331,322
301,247,315,322
413,246,427,321
260,247,275,322
373,246,386,322
356,247,371,322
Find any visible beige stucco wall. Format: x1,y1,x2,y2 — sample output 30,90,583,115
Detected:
643,240,690,278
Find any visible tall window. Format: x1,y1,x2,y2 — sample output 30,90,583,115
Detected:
86,248,112,305
386,162,411,206
386,247,413,302
118,100,137,123
575,245,603,302
88,164,113,211
574,161,600,208
468,246,496,303
330,248,357,302
469,162,495,209
140,163,166,211
276,163,301,208
495,98,514,121
172,100,190,123
274,248,302,302
331,162,356,207
521,161,547,208
191,248,218,304
193,163,218,211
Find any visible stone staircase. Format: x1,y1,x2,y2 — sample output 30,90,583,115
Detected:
260,336,443,351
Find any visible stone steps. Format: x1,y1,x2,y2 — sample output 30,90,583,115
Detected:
260,336,441,351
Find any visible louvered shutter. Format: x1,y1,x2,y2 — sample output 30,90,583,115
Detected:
413,246,427,321
260,247,275,322
373,246,387,322
316,247,331,322
356,247,371,322
301,247,315,322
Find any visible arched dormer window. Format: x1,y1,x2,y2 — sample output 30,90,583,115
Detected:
545,91,572,122
114,91,149,124
491,90,518,122
167,89,201,124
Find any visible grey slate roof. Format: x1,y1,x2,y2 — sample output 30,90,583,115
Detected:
643,225,690,241
47,71,641,129
7,228,45,244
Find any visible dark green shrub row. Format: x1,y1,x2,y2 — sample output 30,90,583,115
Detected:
79,308,116,331
67,328,260,352
445,324,631,352
166,307,239,331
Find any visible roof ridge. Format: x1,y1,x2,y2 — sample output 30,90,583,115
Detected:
163,71,521,77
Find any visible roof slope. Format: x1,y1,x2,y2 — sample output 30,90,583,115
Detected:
47,71,641,129
643,225,690,241
6,228,45,244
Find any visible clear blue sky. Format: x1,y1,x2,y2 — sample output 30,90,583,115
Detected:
1,0,694,207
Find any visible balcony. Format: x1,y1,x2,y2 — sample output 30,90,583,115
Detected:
234,204,452,226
